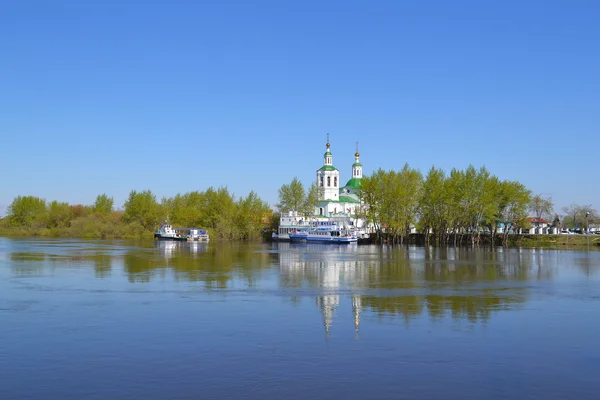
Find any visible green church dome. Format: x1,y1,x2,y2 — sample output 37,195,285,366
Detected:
345,178,362,190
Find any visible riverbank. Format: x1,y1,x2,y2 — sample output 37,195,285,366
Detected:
359,233,600,248
3,228,599,248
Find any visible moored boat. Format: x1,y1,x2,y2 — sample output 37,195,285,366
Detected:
289,222,357,244
187,228,210,242
154,223,188,241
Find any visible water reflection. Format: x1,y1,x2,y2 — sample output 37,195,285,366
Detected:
123,241,272,287
277,243,551,335
3,238,563,332
3,237,600,400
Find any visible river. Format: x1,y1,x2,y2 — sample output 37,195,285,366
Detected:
1,237,599,399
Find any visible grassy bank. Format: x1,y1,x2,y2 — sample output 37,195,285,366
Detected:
515,234,600,248
363,232,600,248
0,214,155,240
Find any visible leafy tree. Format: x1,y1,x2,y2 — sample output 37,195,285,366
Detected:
202,187,236,236
276,177,306,213
302,183,321,216
47,201,73,228
7,196,47,227
123,190,161,229
498,181,531,246
419,166,448,244
234,190,271,239
358,168,386,242
94,194,114,214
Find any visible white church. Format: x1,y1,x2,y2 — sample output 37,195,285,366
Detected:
275,135,369,240
315,136,363,219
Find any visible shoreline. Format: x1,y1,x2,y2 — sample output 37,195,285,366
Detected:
2,233,599,248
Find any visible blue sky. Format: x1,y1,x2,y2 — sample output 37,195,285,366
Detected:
1,0,599,215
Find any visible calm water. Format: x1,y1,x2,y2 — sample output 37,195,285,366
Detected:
1,238,600,400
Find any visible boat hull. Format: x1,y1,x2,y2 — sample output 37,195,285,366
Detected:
289,233,357,244
154,234,187,241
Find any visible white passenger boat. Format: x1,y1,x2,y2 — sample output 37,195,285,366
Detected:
272,211,311,242
289,222,357,244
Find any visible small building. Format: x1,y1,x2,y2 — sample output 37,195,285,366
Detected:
529,217,550,234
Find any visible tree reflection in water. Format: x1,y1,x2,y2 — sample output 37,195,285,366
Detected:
278,243,553,334
5,238,563,335
123,241,273,287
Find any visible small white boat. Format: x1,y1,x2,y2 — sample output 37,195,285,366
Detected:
154,223,187,241
187,228,210,242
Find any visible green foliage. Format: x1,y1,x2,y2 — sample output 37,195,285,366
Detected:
123,190,161,230
361,164,532,246
358,165,423,243
47,201,73,228
94,194,114,214
233,190,272,240
303,183,321,216
497,180,531,245
7,196,47,227
1,186,273,240
419,166,448,240
276,177,306,213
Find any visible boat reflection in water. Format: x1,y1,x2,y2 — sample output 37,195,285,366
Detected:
155,240,209,259
276,243,551,336
124,241,272,286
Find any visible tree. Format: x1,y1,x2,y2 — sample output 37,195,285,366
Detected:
302,183,320,216
392,164,423,243
276,177,306,213
498,181,531,246
419,166,448,244
94,194,114,214
562,204,599,231
234,190,271,239
529,195,554,222
123,190,161,230
47,201,73,228
358,168,387,242
7,196,47,227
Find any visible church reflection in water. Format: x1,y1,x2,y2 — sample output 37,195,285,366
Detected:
119,239,554,334
276,243,551,336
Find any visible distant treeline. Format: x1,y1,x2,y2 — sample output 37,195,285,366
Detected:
3,164,597,244
0,188,274,240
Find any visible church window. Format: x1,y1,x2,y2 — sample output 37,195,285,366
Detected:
327,177,331,187
320,176,323,186
334,177,337,187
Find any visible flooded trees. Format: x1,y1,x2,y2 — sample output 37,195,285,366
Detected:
358,165,423,244
362,164,532,246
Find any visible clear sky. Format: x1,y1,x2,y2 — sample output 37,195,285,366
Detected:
1,0,599,216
